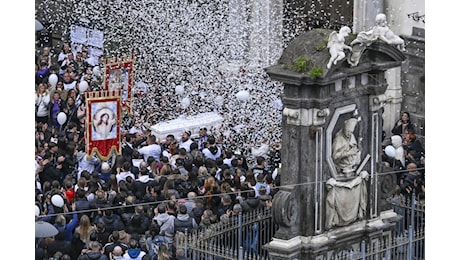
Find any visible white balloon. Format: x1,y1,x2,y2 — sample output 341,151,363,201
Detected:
175,85,185,95
48,73,58,88
214,95,224,106
78,80,89,92
92,66,101,78
384,145,396,158
35,205,40,216
181,97,191,109
236,90,250,101
57,112,67,125
51,195,64,208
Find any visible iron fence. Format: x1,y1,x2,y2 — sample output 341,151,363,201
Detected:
177,192,424,259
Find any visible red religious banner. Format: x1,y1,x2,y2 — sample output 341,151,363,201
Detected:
103,54,135,114
85,90,122,160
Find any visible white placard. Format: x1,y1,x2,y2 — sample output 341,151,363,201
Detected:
70,25,88,44
87,29,104,48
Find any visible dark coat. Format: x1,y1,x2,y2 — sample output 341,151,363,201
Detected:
391,121,416,136
217,203,234,218
98,215,125,234
39,162,63,186
126,213,150,235
134,178,157,200
174,214,196,234
240,197,265,213
46,239,73,257
122,144,135,162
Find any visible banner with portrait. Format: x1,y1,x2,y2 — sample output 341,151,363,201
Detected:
103,54,135,114
85,90,122,160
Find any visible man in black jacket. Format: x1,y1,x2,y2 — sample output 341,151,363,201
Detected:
122,134,136,162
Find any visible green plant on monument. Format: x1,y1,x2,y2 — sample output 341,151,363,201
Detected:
315,37,329,51
309,66,323,80
293,56,310,73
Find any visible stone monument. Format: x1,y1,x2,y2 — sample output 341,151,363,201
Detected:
264,21,406,259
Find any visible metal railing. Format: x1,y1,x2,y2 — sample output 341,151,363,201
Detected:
177,192,424,260
177,207,275,260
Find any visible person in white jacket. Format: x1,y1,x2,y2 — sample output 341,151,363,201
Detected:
35,83,51,124
76,147,101,181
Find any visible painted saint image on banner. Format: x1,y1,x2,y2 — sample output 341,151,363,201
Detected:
91,101,117,141
108,68,129,91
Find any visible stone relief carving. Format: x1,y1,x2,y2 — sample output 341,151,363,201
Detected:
326,113,370,230
332,118,361,178
283,108,330,126
273,190,297,228
272,190,299,239
325,171,369,230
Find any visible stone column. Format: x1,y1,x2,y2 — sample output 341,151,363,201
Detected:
382,67,403,137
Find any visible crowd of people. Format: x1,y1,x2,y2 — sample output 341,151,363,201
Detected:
382,111,426,204
35,44,282,260
35,42,424,259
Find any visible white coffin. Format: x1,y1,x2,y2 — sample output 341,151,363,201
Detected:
150,112,224,141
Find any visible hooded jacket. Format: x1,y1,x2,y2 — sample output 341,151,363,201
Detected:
123,248,146,259
174,213,197,234
241,197,264,212
154,213,176,244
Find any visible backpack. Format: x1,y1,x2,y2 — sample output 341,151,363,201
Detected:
146,235,167,260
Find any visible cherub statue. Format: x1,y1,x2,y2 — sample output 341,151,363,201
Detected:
348,13,406,66
351,13,405,51
326,26,352,69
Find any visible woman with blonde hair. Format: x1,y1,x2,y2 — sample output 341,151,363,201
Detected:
74,214,95,248
35,82,51,124
157,243,172,260
159,159,172,176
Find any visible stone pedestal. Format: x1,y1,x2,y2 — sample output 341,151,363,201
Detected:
265,210,402,259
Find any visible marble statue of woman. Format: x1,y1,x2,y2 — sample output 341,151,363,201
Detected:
332,118,361,177
326,26,352,69
348,13,406,66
